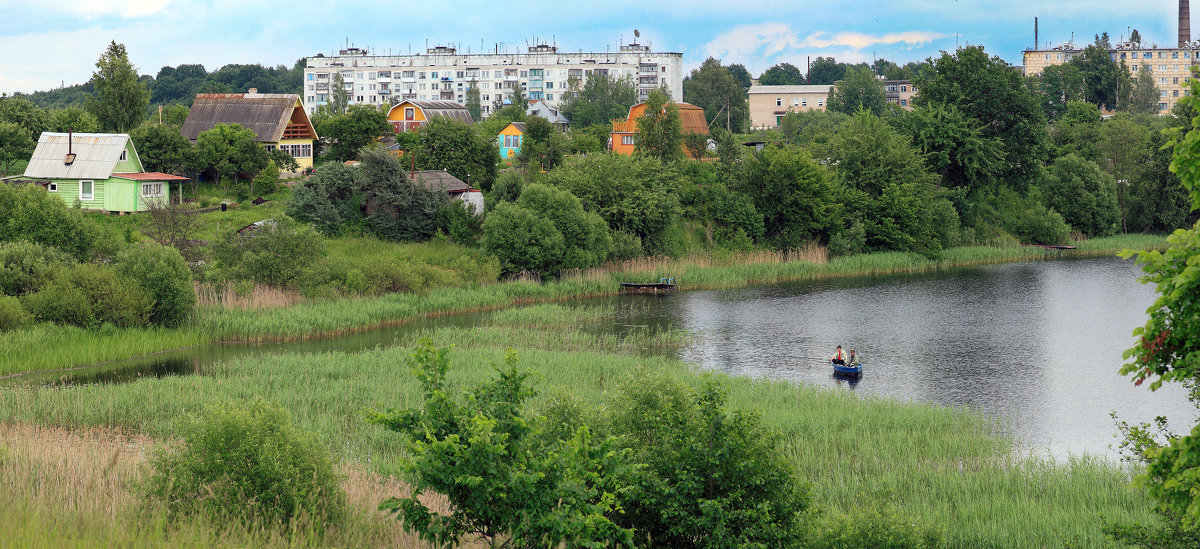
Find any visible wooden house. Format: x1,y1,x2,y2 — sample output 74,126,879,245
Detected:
526,101,569,131
497,122,525,159
611,102,708,156
15,132,187,213
181,91,318,169
386,100,473,133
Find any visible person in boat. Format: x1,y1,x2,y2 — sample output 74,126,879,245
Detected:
849,349,858,366
832,346,847,365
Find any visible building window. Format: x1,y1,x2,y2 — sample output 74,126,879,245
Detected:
1044,53,1050,60
1176,77,1181,84
119,149,127,161
900,99,908,106
48,183,57,192
801,98,807,107
792,98,799,106
901,85,907,92
621,135,634,145
307,74,314,81
546,81,554,89
818,99,824,107
1121,52,1127,59
1160,52,1167,59
79,180,93,201
1174,51,1180,58
547,93,554,101
457,71,464,78
141,182,163,198
776,97,782,106
1175,89,1180,97
1160,102,1169,110
776,115,783,125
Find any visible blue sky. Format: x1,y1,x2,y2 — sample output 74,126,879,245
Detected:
0,0,1190,94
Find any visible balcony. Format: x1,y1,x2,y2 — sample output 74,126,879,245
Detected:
612,119,637,133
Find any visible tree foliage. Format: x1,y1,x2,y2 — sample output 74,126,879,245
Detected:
408,117,498,191
827,65,887,116
0,184,99,261
465,79,481,121
1121,64,1161,114
195,123,268,187
635,89,683,163
114,242,196,327
734,144,840,248
87,41,150,132
1042,153,1120,237
726,63,753,90
0,122,34,177
683,57,747,133
558,73,638,129
758,63,806,85
519,115,568,171
892,104,1005,192
130,122,194,175
316,104,391,162
1068,44,1125,110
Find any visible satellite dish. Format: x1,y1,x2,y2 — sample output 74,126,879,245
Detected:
634,29,641,39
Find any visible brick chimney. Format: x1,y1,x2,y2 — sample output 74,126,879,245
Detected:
1181,0,1192,48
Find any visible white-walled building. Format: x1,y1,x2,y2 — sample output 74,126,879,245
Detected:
304,44,683,117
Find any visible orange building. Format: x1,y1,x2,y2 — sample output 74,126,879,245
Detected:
385,100,473,133
611,102,708,155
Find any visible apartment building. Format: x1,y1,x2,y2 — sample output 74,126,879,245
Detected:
303,44,683,117
884,80,918,108
1023,44,1197,113
747,85,834,128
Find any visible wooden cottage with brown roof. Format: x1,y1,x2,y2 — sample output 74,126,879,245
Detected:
181,90,318,169
611,102,708,156
386,100,473,133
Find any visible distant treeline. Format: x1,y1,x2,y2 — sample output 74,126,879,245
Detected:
14,59,306,110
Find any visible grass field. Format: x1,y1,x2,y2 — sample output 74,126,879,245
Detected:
0,305,1161,547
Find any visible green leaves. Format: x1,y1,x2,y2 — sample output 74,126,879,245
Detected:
87,41,150,133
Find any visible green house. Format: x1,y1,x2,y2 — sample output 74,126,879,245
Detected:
18,132,187,213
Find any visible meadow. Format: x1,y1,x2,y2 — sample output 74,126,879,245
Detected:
0,303,1162,547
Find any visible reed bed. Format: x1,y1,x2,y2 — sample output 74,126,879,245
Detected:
0,324,206,377
195,282,304,310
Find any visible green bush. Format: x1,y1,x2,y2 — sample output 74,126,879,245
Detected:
608,373,810,548
22,263,152,328
436,201,482,247
517,183,611,271
609,230,644,262
252,159,281,196
141,399,345,530
490,170,525,206
0,295,32,331
804,506,944,548
214,217,325,288
481,202,565,277
115,242,196,327
0,240,75,296
0,183,100,261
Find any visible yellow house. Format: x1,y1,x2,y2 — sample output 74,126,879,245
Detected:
386,100,473,133
181,90,318,169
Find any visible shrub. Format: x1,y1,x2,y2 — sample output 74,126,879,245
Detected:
22,263,152,328
0,183,100,261
517,183,611,271
490,170,525,205
608,373,810,547
0,295,32,331
115,242,196,327
481,202,565,278
436,201,482,247
213,217,325,288
0,240,75,296
609,230,644,262
141,399,345,529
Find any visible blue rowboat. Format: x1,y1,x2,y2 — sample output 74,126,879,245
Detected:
832,361,863,377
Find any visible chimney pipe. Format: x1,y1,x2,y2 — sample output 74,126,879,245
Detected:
1182,0,1192,48
1035,17,1039,50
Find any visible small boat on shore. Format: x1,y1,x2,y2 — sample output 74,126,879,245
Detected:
832,361,863,377
619,277,677,295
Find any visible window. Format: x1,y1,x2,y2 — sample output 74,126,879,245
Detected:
901,85,907,92
48,183,57,192
776,115,783,125
818,99,824,107
1174,51,1180,58
1121,52,1127,59
1160,52,1167,59
801,98,807,107
1162,90,1169,97
141,182,163,197
307,73,314,81
900,99,908,106
402,71,414,78
792,98,799,106
431,71,438,78
520,70,527,77
1144,52,1153,58
1175,77,1181,84
1160,102,1169,110
1132,65,1138,71
1161,77,1168,84
547,93,554,101
775,97,782,106
119,149,127,161
546,81,553,89
79,180,93,201
419,71,426,79
1175,89,1180,97
457,71,464,78
621,135,634,145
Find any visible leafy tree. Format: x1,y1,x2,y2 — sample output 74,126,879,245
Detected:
358,147,446,242
23,262,152,328
808,56,847,85
47,106,101,133
367,343,635,548
827,65,887,116
1042,153,1120,237
510,82,528,110
481,202,566,277
734,144,840,248
779,109,851,145
1096,115,1151,232
87,41,150,132
1036,63,1086,120
465,78,481,121
0,122,34,176
114,242,195,327
825,111,934,196
0,97,50,141
517,183,611,271
163,104,189,126
195,123,268,189
251,159,280,196
130,123,194,175
758,62,805,85
1130,28,1142,47
477,103,525,138
0,184,99,261
683,57,746,132
1095,32,1113,49
1126,115,1193,233
892,104,1005,191
316,104,390,162
558,73,638,129
519,115,567,171
213,216,324,287
1121,65,1161,114
1069,44,1125,110
915,45,1048,190
0,240,75,296
287,162,360,235
635,89,683,163
409,117,498,190
328,72,349,115
726,63,753,90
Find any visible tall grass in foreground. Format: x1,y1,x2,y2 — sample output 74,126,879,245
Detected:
3,235,1166,376
0,316,1160,547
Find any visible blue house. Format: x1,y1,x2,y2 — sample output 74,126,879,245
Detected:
497,122,525,160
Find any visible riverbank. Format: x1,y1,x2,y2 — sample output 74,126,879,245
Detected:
0,234,1165,377
0,304,1161,547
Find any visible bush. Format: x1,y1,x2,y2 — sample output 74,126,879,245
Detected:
214,217,325,288
141,399,345,529
436,201,482,247
608,373,810,547
517,183,612,271
115,242,196,327
0,295,32,331
0,240,75,296
0,183,100,261
609,230,644,262
490,170,525,206
481,202,565,278
22,263,152,328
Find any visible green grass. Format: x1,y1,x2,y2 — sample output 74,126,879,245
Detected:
0,308,1160,548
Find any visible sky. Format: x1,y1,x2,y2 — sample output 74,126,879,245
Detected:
0,0,1191,94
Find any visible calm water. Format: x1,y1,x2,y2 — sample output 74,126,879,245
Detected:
603,257,1198,458
14,256,1195,458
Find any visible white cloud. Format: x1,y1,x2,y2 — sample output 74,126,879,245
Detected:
797,31,946,50
701,23,947,74
60,0,172,18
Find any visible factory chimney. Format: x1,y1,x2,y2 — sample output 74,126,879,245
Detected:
1181,0,1192,48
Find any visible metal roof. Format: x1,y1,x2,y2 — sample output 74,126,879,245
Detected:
412,169,469,193
181,93,312,142
747,85,834,94
526,101,569,125
389,100,474,124
23,133,132,180
508,122,526,133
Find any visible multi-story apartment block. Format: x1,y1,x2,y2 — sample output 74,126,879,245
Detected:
884,80,918,109
1023,44,1197,114
303,44,683,118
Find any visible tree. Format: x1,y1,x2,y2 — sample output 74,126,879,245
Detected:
1096,115,1152,232
1122,65,1161,114
635,89,683,163
758,62,805,85
481,202,565,277
516,183,611,271
366,343,634,548
734,144,840,248
0,184,100,261
316,104,390,162
409,117,498,190
0,122,34,176
114,242,195,327
893,104,1005,192
1037,63,1086,120
465,78,481,121
1042,153,1120,237
143,198,205,262
510,83,528,110
808,56,847,85
726,63,753,90
1095,32,1113,49
47,106,100,133
130,123,194,175
558,73,638,129
519,115,567,171
87,41,150,132
827,65,888,116
328,72,349,115
358,147,446,242
0,97,50,140
213,216,324,287
1069,45,1125,110
683,57,747,132
826,111,934,196
915,45,1048,190
195,123,268,189
1130,28,1142,47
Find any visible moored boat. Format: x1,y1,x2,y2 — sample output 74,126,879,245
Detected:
832,361,863,377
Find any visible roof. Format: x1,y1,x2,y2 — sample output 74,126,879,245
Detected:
748,85,834,94
113,172,189,181
181,93,313,142
23,133,133,180
412,169,469,193
526,102,569,124
390,100,474,124
507,122,526,133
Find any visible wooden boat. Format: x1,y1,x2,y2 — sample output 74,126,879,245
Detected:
619,277,677,295
832,361,863,377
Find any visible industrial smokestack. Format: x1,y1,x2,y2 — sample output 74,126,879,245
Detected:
1181,0,1192,48
1035,17,1039,50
